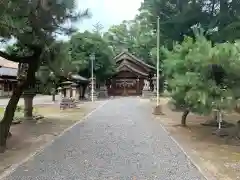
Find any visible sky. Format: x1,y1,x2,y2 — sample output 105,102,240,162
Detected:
77,0,143,32
0,0,143,50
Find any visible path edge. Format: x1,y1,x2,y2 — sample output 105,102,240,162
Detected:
157,117,216,180
0,100,109,180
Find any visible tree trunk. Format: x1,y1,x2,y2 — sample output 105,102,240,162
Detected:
0,80,26,153
24,95,34,119
0,59,40,152
181,109,190,126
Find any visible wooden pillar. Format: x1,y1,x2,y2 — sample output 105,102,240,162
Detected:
7,82,9,97
136,77,139,94
0,83,3,97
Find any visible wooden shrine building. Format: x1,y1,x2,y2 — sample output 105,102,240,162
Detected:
107,50,156,96
0,57,18,97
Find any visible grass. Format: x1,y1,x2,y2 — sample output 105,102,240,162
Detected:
0,108,4,114
0,106,24,120
0,105,85,122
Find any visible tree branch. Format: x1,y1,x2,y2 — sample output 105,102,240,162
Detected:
0,46,42,63
0,51,32,63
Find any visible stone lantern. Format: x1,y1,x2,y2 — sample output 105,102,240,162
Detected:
57,87,62,96
71,82,78,100
61,81,72,98
98,82,108,98
22,83,37,119
142,78,153,98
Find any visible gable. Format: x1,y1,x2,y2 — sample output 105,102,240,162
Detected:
114,51,155,72
118,59,148,75
117,64,148,77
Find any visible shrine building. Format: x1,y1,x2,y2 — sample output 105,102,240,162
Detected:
107,50,156,96
0,57,18,97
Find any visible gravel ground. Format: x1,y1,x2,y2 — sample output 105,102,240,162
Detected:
3,97,206,180
0,95,59,107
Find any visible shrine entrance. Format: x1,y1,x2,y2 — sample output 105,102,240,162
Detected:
114,78,139,96
107,50,155,96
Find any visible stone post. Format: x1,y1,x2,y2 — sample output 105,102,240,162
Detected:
142,79,152,98
88,77,97,101
72,87,76,99
152,74,157,95
71,83,78,100
57,87,62,96
22,87,36,120
57,87,62,102
65,88,70,98
76,88,80,100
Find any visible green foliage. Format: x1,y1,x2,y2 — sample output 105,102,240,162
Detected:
163,32,240,116
69,31,116,82
1,0,91,94
104,17,156,65
140,0,240,47
0,0,91,63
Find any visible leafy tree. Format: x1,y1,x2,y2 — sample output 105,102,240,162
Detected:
163,30,240,126
104,17,156,65
93,22,104,35
140,0,240,47
37,41,73,100
69,31,115,83
103,21,132,55
0,0,90,153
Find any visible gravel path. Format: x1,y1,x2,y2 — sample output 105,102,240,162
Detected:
4,97,206,180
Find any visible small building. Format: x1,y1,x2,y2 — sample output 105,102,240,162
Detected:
0,57,18,97
107,50,156,96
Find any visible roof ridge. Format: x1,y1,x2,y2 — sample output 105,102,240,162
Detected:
114,51,155,70
117,63,148,77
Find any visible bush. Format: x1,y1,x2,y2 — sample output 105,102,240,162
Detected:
163,30,240,126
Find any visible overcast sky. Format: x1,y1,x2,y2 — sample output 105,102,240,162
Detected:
77,0,143,32
1,0,143,49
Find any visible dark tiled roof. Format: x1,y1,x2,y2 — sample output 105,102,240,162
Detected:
0,67,18,77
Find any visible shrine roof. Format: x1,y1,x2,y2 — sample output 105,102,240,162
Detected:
0,67,17,77
114,50,155,71
117,63,148,77
0,57,18,69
